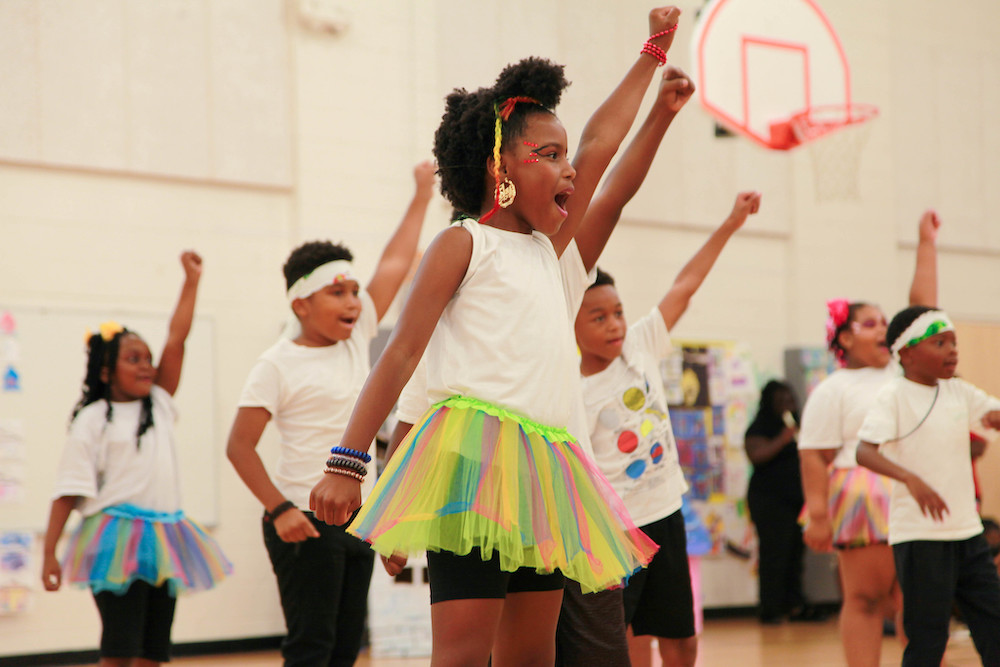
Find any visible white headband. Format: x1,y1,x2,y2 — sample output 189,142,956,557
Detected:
286,260,357,303
282,260,357,339
890,310,955,357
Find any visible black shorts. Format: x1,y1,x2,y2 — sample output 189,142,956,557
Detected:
623,510,696,639
93,580,176,662
427,547,565,604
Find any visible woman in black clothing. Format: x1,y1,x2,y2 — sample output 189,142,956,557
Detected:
745,380,817,624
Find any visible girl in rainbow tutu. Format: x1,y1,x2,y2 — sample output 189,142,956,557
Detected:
42,251,231,666
310,8,684,664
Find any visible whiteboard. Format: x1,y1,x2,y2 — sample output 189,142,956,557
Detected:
0,305,218,531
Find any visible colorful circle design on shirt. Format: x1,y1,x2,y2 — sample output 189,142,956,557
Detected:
617,430,638,453
598,407,620,430
623,387,645,411
640,419,653,437
650,442,664,464
626,459,646,479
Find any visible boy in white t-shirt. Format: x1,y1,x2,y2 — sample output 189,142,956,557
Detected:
857,305,1000,667
573,191,759,667
225,162,435,666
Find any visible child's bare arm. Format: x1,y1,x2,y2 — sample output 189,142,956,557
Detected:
856,440,948,521
41,495,79,591
378,420,415,576
156,251,202,396
657,192,760,331
311,227,472,526
366,161,437,321
550,6,681,257
908,210,940,307
226,407,320,543
575,66,694,272
981,410,1000,431
800,448,835,552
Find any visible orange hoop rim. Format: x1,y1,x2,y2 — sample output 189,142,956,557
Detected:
789,103,879,142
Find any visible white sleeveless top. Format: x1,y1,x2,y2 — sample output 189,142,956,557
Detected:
424,218,589,429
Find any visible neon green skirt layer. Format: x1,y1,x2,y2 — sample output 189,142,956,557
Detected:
349,396,657,593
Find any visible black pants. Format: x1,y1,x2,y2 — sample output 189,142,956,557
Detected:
555,579,629,667
894,534,1000,667
263,512,375,667
93,581,176,662
747,488,805,620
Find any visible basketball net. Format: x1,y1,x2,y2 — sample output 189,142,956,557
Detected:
789,104,878,202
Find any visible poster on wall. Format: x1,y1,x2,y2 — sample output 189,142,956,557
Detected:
0,531,33,614
664,342,759,561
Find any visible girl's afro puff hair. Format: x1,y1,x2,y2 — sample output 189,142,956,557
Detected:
433,57,570,218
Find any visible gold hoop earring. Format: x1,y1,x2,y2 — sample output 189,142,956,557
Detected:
497,178,516,208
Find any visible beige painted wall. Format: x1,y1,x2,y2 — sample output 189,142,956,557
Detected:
1,0,999,655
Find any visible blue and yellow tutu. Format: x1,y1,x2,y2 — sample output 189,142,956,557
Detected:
349,396,658,593
62,504,233,596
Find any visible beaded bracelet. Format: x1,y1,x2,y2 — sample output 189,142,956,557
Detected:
326,456,368,476
641,42,667,66
641,23,678,66
329,445,372,464
325,467,365,482
265,499,296,523
648,24,678,40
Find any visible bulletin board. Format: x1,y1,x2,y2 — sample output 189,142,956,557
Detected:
662,340,762,607
0,306,218,533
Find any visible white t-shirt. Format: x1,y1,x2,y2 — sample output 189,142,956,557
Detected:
53,385,181,517
238,290,378,508
423,219,592,431
582,308,688,527
798,364,899,469
858,377,1000,544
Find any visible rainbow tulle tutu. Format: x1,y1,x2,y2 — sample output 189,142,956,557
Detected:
62,504,233,596
800,466,893,548
349,396,658,593
828,466,891,548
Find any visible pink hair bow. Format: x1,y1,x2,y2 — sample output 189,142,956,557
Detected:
825,298,850,347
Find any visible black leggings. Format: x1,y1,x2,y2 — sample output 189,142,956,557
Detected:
427,547,565,604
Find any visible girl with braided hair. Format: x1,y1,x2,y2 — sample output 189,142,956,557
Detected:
797,211,940,666
310,7,681,664
42,251,231,667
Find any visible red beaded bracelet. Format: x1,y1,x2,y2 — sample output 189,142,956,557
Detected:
648,24,679,41
641,42,667,66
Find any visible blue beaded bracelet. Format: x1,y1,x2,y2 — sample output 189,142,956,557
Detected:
329,445,371,463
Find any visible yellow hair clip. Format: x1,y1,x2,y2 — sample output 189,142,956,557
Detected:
98,321,124,342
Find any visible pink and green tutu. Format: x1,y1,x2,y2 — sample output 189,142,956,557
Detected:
349,395,658,593
62,504,233,596
828,466,891,548
800,466,892,549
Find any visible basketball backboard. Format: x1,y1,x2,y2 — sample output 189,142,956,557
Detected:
690,0,876,151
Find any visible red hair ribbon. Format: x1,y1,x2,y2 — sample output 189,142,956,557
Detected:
498,96,540,121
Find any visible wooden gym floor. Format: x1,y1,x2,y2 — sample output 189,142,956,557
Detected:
66,616,984,666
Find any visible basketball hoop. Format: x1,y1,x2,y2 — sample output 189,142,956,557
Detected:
789,103,879,201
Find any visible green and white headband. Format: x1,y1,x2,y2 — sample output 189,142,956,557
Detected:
890,310,954,357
